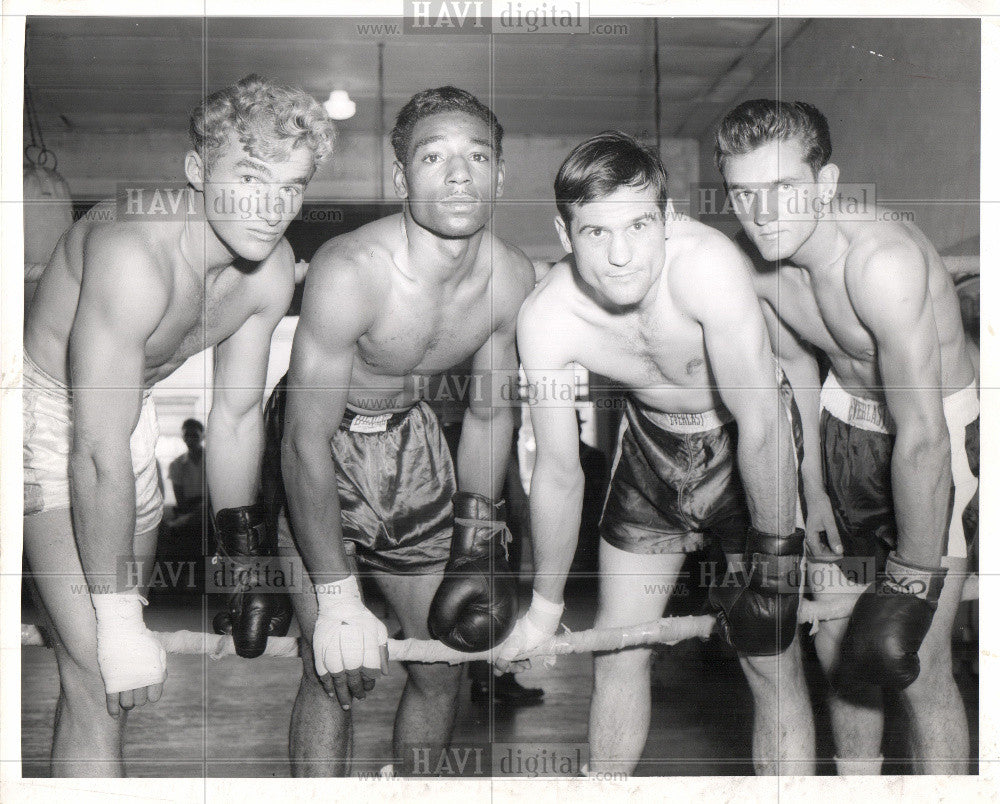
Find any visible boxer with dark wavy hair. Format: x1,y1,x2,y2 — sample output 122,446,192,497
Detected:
22,74,333,776
503,131,815,776
716,99,978,774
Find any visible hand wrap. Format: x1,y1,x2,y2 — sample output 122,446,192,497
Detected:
93,590,166,694
313,574,388,676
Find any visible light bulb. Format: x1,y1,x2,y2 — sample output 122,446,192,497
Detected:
324,90,356,120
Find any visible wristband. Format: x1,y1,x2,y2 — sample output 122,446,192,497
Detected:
747,526,805,595
883,553,947,606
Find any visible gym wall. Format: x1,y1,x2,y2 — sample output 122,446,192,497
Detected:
695,18,980,255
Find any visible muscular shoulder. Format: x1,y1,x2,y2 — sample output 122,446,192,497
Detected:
485,232,536,314
844,233,927,310
668,220,755,314
516,260,577,356
78,222,171,321
81,219,163,274
520,259,575,312
299,229,387,330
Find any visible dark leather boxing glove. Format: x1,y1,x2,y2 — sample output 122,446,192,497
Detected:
710,526,804,655
213,503,292,658
834,552,947,693
427,492,518,652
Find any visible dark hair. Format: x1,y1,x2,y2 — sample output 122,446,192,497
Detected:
390,86,503,164
715,99,832,176
181,418,204,435
554,131,669,224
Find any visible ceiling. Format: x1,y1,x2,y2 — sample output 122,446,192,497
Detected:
25,16,808,141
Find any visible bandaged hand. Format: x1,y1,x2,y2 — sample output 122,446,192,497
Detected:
93,590,166,717
493,590,564,674
312,575,390,709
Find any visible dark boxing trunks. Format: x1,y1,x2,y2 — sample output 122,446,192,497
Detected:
264,377,455,574
601,367,804,556
600,401,749,555
819,373,979,567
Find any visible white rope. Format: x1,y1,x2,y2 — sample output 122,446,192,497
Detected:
19,593,900,662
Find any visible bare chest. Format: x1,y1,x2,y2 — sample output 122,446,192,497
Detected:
772,270,877,364
574,311,709,391
358,290,499,376
144,275,256,381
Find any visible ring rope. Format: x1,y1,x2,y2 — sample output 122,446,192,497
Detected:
19,595,870,663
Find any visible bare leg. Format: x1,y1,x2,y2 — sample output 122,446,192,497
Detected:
281,512,352,777
371,568,463,775
23,508,158,777
725,551,815,776
588,538,686,775
739,640,816,775
810,561,883,774
900,556,970,774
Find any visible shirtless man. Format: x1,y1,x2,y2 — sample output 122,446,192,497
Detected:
22,74,333,776
270,87,534,776
715,99,978,774
500,131,815,775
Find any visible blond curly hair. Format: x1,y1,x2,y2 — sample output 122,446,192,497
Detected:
190,74,335,171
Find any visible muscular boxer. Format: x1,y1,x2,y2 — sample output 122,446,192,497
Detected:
715,99,978,774
272,87,533,776
501,132,815,775
22,74,333,776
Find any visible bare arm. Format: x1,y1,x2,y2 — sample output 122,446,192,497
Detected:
760,300,841,555
849,245,950,566
677,243,797,536
516,296,584,604
456,298,522,501
207,242,295,511
281,247,374,583
68,232,167,585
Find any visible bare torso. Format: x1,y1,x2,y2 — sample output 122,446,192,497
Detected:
321,214,533,412
744,208,975,398
25,200,290,387
535,218,735,414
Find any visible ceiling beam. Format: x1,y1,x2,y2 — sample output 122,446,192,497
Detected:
675,18,813,140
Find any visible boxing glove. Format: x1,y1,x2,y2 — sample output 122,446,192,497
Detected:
428,492,518,651
213,503,292,658
835,552,947,692
710,526,804,655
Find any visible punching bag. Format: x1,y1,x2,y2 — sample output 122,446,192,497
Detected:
23,159,73,304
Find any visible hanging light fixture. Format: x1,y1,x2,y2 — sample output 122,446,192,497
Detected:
324,89,356,120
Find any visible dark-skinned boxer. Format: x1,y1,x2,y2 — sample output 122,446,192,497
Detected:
267,87,533,777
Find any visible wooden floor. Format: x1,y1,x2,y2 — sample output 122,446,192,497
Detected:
20,587,979,778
